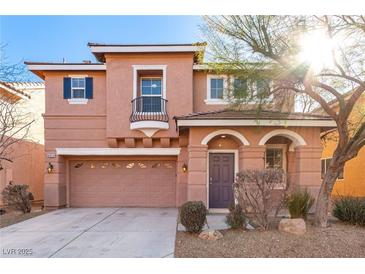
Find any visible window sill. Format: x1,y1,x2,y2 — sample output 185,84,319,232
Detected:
204,99,229,105
273,184,287,190
68,98,88,104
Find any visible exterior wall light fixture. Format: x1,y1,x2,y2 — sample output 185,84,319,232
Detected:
182,163,188,173
47,162,54,173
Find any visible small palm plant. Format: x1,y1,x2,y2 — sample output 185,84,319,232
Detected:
286,189,315,219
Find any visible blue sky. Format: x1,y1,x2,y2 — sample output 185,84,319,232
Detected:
0,16,203,81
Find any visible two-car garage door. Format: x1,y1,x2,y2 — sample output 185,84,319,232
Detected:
69,160,176,207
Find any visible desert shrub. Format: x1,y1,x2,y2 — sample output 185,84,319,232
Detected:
286,189,314,219
332,196,365,226
1,184,33,213
233,169,287,230
225,203,246,229
179,201,207,233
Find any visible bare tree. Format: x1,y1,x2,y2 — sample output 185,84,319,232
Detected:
0,44,27,82
203,15,365,227
0,94,34,169
0,45,34,169
234,169,287,230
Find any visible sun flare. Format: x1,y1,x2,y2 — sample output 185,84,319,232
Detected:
298,30,335,72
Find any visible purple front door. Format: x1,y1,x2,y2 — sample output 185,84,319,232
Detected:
209,153,235,208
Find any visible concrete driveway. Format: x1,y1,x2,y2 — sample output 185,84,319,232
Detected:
0,208,178,258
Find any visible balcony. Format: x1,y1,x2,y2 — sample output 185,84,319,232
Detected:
130,96,169,137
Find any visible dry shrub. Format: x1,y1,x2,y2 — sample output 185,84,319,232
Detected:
2,184,34,213
233,169,287,230
225,203,246,229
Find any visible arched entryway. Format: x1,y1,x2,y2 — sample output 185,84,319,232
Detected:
202,129,249,209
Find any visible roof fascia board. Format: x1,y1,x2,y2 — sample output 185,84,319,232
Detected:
56,148,181,156
26,64,106,71
0,82,29,100
90,45,204,53
177,119,336,127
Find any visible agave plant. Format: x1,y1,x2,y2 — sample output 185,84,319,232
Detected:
286,189,315,219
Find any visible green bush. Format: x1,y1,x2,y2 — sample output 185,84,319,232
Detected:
179,201,207,233
225,203,246,229
1,184,33,213
332,196,365,226
286,189,314,219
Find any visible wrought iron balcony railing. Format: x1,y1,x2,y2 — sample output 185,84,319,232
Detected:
130,96,169,123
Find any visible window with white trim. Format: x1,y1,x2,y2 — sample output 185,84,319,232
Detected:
210,78,224,99
255,79,271,95
141,78,162,96
205,75,228,104
140,77,162,112
71,77,86,99
321,158,344,179
233,78,248,98
265,147,284,169
265,145,287,188
232,77,272,100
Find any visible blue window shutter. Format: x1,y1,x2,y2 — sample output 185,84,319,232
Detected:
85,77,93,99
63,77,71,99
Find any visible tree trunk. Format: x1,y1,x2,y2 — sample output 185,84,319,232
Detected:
314,168,339,227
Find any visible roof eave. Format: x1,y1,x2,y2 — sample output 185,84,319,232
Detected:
175,118,336,128
88,44,206,63
0,82,31,100
25,62,107,79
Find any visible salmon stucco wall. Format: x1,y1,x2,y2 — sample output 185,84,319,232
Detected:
182,126,323,207
105,53,194,139
43,71,107,207
192,71,295,113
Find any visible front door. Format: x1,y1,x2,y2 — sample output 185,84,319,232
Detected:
209,153,235,208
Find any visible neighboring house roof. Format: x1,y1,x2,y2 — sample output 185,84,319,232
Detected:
88,42,207,63
6,81,45,91
174,109,336,128
0,81,32,100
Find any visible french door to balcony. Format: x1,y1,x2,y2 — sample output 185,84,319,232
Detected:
141,77,162,113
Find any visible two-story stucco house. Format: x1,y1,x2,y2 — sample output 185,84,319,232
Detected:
26,43,336,210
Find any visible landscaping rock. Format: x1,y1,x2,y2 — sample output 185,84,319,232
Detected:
278,218,306,235
245,220,255,230
198,229,223,241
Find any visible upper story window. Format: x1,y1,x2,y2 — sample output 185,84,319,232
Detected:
233,78,271,99
205,75,271,105
140,77,162,112
141,78,162,96
71,77,86,99
233,78,248,98
63,76,93,104
255,79,271,97
210,78,224,99
205,75,228,104
131,66,168,124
